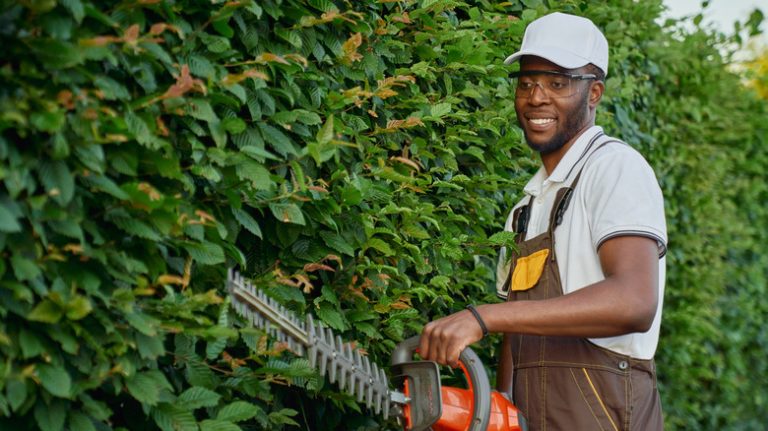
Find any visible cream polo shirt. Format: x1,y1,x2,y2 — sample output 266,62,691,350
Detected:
496,126,667,360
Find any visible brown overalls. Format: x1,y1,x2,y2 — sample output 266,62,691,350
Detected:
498,140,664,431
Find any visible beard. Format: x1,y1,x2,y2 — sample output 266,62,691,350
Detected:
521,89,591,155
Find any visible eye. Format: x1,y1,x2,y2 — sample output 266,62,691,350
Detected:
517,78,535,90
548,77,569,90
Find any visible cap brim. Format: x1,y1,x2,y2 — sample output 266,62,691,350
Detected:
503,47,590,70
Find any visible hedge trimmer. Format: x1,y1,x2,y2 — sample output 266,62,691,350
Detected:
226,268,527,431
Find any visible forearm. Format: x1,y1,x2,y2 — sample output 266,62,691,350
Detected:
480,277,657,338
419,236,660,367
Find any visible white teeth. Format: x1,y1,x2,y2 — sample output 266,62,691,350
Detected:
529,118,555,125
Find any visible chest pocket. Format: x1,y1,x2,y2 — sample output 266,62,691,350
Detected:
511,248,550,291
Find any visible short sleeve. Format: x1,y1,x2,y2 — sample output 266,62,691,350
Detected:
581,145,667,257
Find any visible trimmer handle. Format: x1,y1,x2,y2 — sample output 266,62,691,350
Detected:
392,336,491,431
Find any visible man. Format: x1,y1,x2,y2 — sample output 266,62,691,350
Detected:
419,12,666,430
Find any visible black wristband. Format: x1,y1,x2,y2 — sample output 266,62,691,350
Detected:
466,304,488,338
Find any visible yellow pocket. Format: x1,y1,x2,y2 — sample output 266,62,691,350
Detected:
511,249,550,291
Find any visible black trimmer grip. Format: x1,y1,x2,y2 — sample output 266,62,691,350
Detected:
392,336,491,431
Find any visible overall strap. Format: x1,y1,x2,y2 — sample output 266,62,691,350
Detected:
547,136,622,234
512,195,533,237
498,195,532,298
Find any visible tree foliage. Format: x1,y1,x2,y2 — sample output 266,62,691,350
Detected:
0,0,766,430
745,43,768,99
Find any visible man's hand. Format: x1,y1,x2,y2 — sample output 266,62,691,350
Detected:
418,308,486,368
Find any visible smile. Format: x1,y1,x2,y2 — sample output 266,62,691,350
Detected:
529,118,555,125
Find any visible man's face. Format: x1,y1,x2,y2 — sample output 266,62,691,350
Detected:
514,57,595,155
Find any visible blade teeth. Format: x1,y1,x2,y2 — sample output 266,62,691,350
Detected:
228,270,395,418
353,346,361,399
318,324,328,376
307,315,317,369
371,362,381,414
380,368,389,418
319,349,328,376
328,330,337,383
364,356,373,407
293,315,304,333
339,347,348,391
341,343,357,395
353,348,363,402
343,336,352,394
248,309,258,327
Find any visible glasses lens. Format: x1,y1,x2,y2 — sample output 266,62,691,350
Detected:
512,73,579,99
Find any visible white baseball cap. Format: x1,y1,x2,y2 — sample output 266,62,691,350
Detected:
504,12,609,76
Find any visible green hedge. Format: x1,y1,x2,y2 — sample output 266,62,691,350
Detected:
0,0,766,430
633,17,768,431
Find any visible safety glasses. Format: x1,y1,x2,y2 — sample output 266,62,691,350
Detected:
510,70,597,99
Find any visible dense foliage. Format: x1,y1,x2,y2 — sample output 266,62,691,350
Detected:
0,0,765,430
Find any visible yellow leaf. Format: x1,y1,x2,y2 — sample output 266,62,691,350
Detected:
157,275,185,285
284,54,309,67
256,53,289,65
63,244,83,254
195,209,216,223
303,263,335,272
104,134,129,142
149,23,182,37
161,65,207,99
79,35,121,47
391,12,412,24
222,69,269,85
390,156,422,172
341,33,363,64
138,182,162,201
374,88,398,99
123,24,140,44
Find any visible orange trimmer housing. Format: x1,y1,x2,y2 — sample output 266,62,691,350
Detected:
401,370,526,431
392,337,527,431
430,386,525,431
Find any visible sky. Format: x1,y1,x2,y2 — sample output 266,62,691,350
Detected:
662,0,767,47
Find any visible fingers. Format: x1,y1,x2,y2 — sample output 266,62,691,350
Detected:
418,322,432,361
419,319,447,364
419,311,478,368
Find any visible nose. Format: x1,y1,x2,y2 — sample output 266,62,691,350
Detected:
528,83,551,105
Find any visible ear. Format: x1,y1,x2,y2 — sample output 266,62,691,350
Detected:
588,80,605,108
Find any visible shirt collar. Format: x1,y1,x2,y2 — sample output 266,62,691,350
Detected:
523,126,604,197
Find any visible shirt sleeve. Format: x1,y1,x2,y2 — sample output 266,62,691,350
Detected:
581,144,668,257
